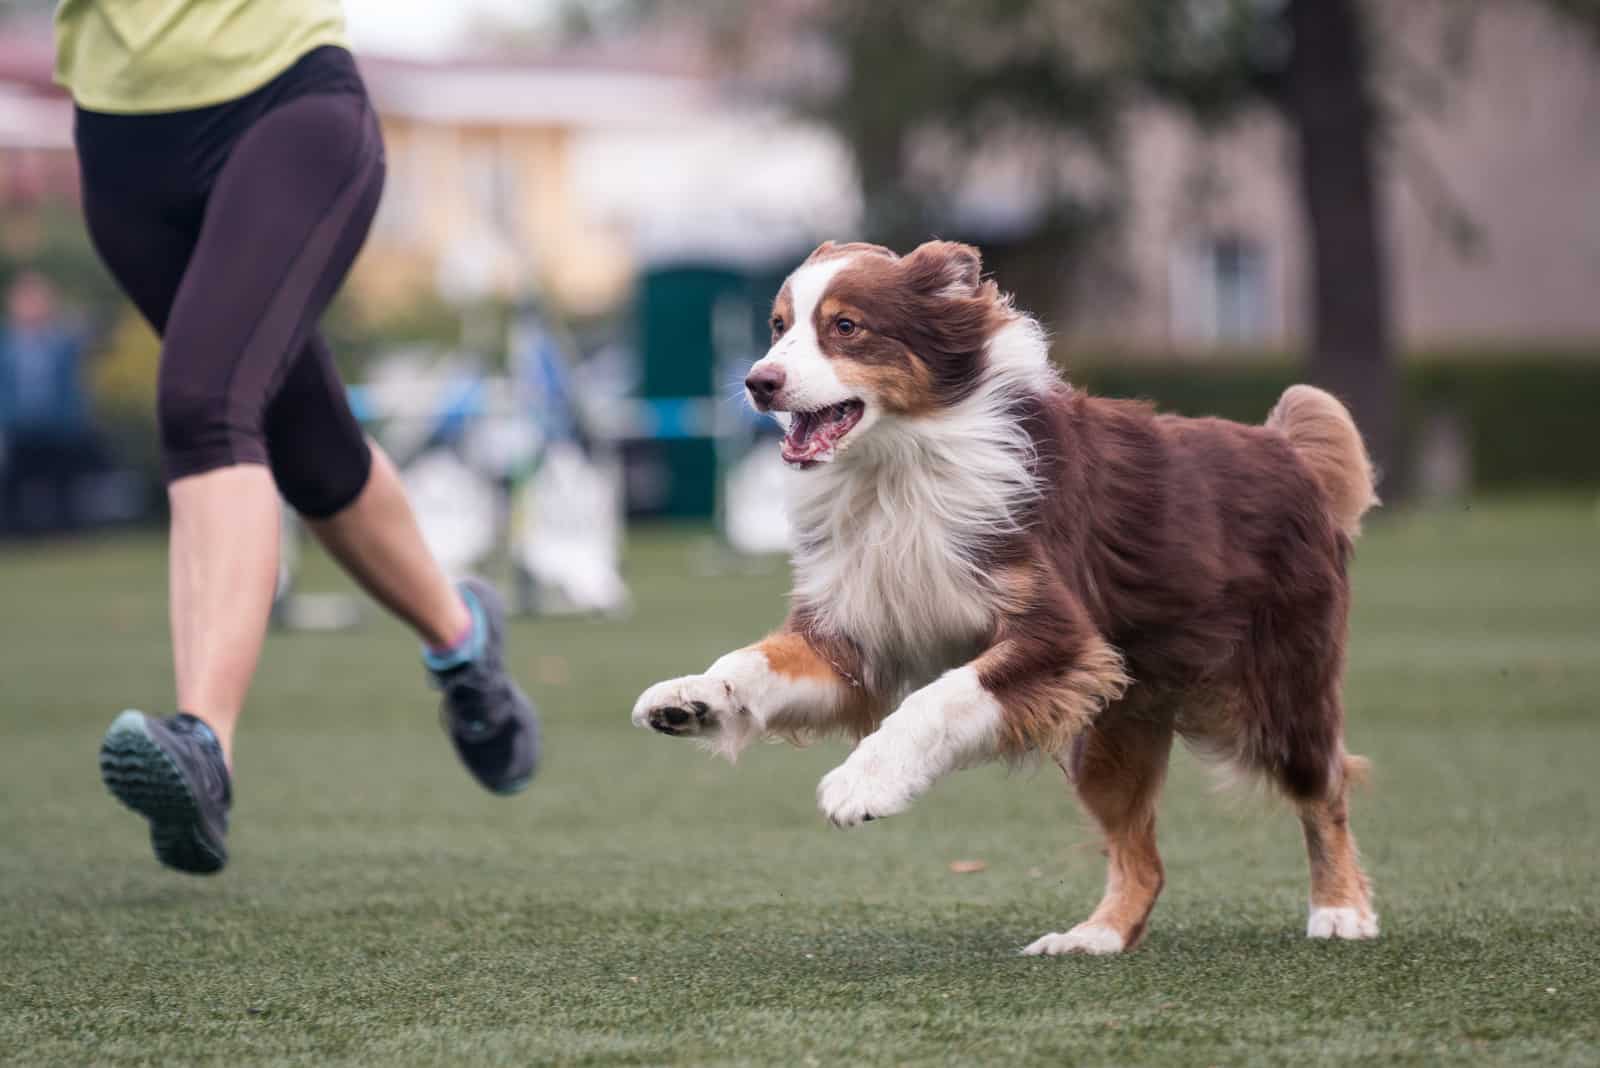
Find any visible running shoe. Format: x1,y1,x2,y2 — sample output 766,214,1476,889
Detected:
429,578,541,795
99,710,232,875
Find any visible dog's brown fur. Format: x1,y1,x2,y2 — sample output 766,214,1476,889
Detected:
1012,384,1370,803
643,238,1382,946
711,240,1378,949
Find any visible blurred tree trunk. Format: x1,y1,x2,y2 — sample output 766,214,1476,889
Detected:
1280,0,1398,487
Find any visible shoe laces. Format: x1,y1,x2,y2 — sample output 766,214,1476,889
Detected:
440,666,512,737
168,713,232,805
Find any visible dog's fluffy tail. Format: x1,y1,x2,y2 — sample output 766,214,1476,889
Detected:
1268,385,1379,539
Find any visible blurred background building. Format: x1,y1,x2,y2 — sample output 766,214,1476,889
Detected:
0,0,1597,545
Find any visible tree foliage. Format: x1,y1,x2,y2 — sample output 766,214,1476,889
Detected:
790,0,1399,464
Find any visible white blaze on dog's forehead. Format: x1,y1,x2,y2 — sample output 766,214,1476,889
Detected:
754,252,861,423
785,254,854,339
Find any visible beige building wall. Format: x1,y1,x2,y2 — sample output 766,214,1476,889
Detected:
1387,3,1600,345
1073,2,1600,352
341,5,1600,346
351,113,633,317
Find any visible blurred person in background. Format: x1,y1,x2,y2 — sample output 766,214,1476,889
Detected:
54,0,540,876
0,270,99,532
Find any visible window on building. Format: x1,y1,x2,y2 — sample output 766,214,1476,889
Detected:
1169,233,1272,347
465,141,521,238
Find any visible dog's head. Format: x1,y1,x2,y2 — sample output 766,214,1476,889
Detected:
745,240,1013,468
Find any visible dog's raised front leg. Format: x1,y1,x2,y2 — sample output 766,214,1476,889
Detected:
816,598,1128,828
632,630,870,759
815,664,1000,827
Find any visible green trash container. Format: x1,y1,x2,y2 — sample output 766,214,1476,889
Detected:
633,261,789,519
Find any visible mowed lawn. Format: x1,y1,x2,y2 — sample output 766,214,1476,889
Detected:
2,497,1597,1066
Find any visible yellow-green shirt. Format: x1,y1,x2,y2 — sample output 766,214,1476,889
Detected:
54,0,349,114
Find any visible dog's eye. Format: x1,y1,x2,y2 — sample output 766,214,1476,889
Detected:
835,317,857,337
770,316,786,337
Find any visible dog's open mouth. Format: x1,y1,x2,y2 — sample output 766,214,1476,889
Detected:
781,400,864,468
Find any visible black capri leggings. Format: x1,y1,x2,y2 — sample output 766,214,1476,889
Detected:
75,46,381,517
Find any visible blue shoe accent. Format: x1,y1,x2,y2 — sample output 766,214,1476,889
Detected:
429,578,541,795
422,587,488,673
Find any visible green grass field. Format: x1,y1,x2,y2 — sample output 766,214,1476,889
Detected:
2,497,1598,1066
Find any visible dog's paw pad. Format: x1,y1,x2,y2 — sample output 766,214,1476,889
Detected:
1021,925,1126,956
632,679,733,738
1306,906,1379,940
650,700,711,732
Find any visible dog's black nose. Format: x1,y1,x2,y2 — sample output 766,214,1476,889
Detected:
745,366,786,410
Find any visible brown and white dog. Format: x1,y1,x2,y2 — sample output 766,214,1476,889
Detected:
631,239,1379,955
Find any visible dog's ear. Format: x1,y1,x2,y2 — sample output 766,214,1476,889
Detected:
903,240,982,299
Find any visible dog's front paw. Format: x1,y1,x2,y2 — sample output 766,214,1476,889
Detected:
1021,924,1127,957
631,675,739,739
816,750,919,829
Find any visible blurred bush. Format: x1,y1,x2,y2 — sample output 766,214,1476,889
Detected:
1069,349,1600,490
0,205,122,313
86,306,163,483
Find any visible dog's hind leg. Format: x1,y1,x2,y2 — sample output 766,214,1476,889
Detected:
1023,707,1173,956
1300,752,1378,940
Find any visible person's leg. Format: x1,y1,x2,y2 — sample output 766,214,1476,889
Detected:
260,334,468,650
79,192,225,720
81,178,290,761
306,446,472,649
263,332,540,794
166,466,280,764
82,92,392,871
79,191,239,870
140,91,386,748
81,193,269,763
228,100,538,794
88,85,533,872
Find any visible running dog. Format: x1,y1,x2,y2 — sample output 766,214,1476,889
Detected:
631,240,1378,954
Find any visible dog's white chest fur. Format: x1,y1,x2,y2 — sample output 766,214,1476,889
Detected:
788,456,998,696
784,327,1052,699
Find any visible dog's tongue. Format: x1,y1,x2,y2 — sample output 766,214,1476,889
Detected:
782,409,849,466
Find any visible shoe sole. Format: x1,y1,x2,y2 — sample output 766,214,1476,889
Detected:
99,710,226,875
492,770,533,796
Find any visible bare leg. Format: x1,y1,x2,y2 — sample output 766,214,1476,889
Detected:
168,465,282,766
1024,710,1174,956
1300,758,1378,939
303,444,471,650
